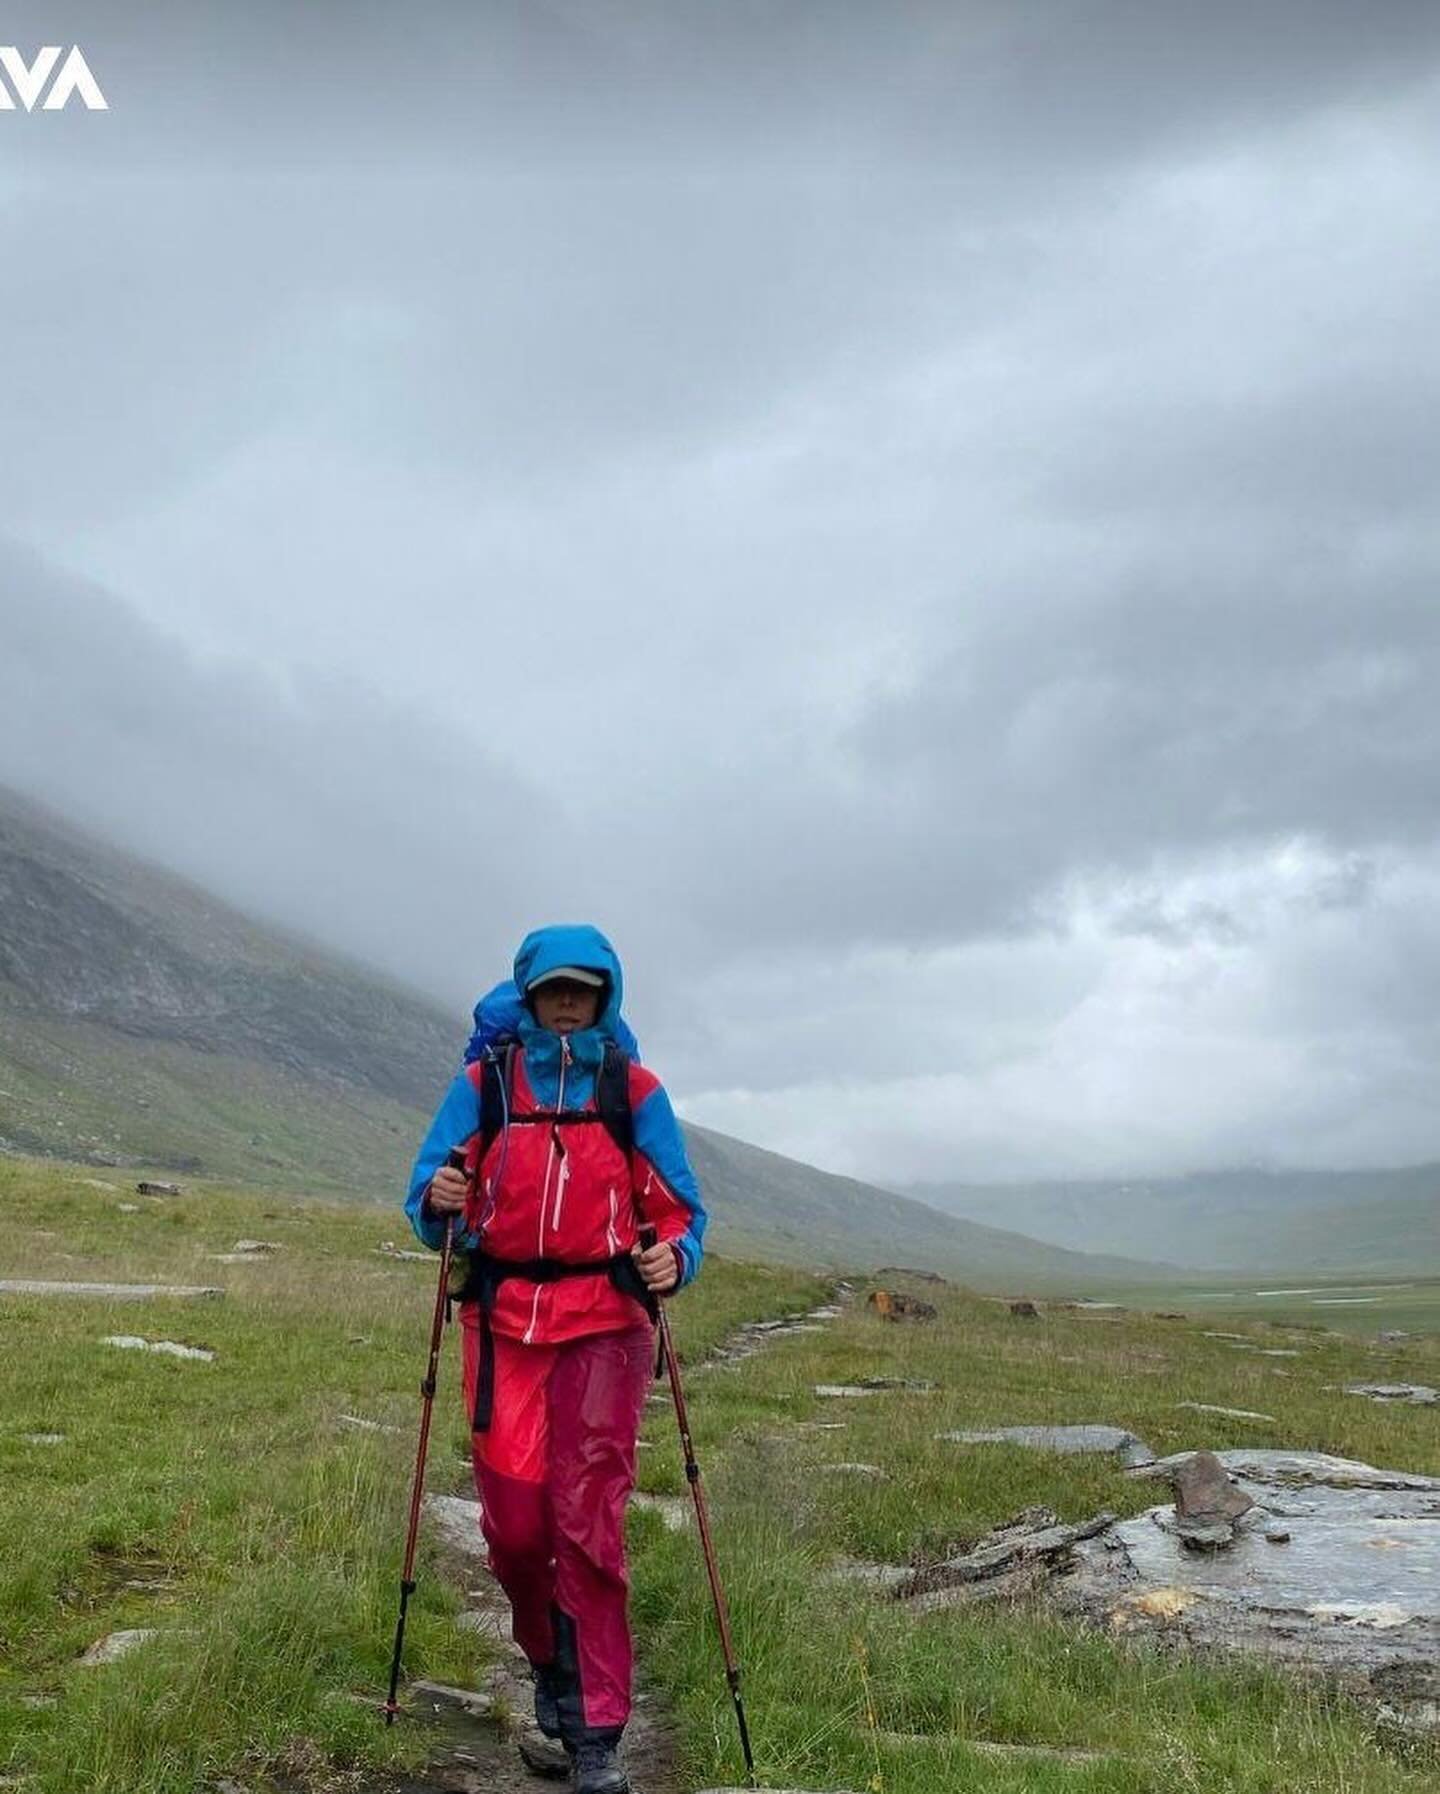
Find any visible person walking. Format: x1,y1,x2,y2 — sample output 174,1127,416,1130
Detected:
406,924,706,1794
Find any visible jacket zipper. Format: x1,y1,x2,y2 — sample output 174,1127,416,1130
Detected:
525,1037,569,1343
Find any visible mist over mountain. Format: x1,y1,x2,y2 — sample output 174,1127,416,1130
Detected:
0,782,1179,1286
907,1167,1440,1274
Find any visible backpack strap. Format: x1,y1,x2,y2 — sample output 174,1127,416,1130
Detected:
476,1042,515,1166
595,1041,633,1158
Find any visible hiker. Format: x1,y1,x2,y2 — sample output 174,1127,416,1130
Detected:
406,924,706,1794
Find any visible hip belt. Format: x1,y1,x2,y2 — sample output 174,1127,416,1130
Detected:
452,1249,659,1431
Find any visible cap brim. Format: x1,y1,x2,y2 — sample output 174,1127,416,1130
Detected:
526,966,606,991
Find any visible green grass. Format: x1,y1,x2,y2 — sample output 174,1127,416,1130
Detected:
3,1154,1438,1793
1095,1275,1440,1338
631,1279,1440,1792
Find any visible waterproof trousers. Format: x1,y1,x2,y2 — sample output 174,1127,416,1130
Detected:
461,1316,654,1741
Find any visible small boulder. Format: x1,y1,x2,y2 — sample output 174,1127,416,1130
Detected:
867,1288,937,1321
135,1181,181,1196
1169,1449,1254,1550
1009,1299,1040,1319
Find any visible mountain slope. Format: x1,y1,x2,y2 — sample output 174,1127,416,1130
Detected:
0,783,1182,1285
907,1165,1440,1274
0,784,457,1188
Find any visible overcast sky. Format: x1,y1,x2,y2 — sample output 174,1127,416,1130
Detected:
3,3,1439,1182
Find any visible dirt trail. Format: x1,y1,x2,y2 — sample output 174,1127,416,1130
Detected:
373,1294,847,1794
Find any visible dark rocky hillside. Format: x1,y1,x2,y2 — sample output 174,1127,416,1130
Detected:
0,785,455,1106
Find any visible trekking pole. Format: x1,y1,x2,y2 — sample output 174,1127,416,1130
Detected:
640,1227,758,1787
382,1151,463,1724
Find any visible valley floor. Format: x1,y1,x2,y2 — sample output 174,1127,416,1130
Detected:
1,1154,1437,1793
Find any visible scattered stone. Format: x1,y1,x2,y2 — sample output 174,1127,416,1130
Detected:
337,1414,399,1434
1164,1449,1255,1550
1009,1300,1040,1319
135,1181,181,1196
806,1305,843,1320
20,1432,66,1445
629,1491,691,1531
1378,1329,1411,1343
1265,1527,1291,1544
867,1288,938,1322
826,1559,912,1592
1,1280,221,1300
1345,1383,1438,1407
516,1727,571,1776
117,1202,140,1213
1152,1312,1188,1320
232,1239,280,1254
937,1424,1155,1468
815,1376,935,1398
408,1680,495,1719
1176,1402,1276,1423
424,1494,488,1561
1204,1331,1252,1341
817,1462,887,1478
79,1628,160,1665
101,1336,215,1361
902,1507,1115,1608
963,1740,1116,1765
378,1243,433,1263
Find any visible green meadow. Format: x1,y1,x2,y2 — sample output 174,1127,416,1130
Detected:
2,1154,1437,1793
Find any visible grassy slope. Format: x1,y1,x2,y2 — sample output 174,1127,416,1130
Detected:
0,1002,425,1192
3,1153,1438,1793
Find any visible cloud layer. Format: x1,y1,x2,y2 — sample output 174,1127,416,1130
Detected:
2,4,1437,1179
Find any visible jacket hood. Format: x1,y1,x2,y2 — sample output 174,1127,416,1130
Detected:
513,923,624,1027
511,924,626,1080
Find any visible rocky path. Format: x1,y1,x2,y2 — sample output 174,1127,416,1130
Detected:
378,1292,850,1794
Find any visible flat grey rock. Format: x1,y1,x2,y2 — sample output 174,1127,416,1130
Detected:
20,1432,66,1445
336,1413,398,1433
424,1493,488,1560
817,1462,887,1477
1140,1449,1440,1493
937,1424,1155,1467
408,1680,495,1718
1176,1402,1276,1422
101,1335,215,1361
1,1280,222,1299
826,1558,912,1591
1064,1448,1440,1724
79,1629,161,1665
1345,1383,1438,1406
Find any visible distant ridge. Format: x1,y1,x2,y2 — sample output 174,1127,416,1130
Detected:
906,1165,1440,1274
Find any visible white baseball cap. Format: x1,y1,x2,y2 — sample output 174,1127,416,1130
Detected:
526,965,606,991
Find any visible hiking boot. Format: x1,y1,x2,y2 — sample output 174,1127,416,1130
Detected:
570,1738,630,1794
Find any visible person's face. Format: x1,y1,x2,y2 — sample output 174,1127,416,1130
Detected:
531,978,602,1035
